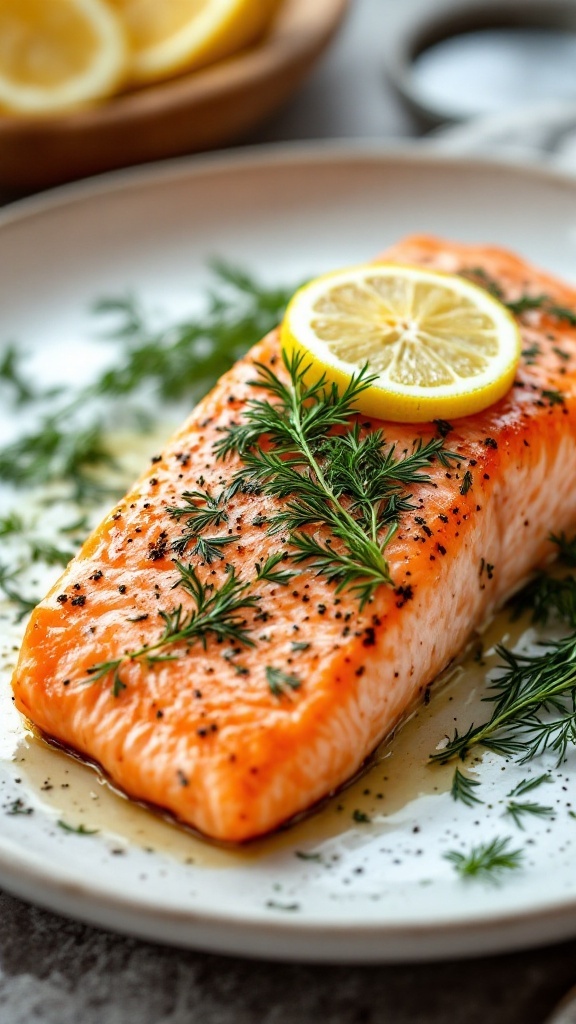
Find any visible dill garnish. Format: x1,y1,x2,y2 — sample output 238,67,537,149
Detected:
91,260,297,403
0,262,295,500
190,535,235,565
450,767,483,807
0,564,39,621
508,571,576,626
57,821,99,835
508,532,576,625
84,563,258,695
504,800,554,829
0,409,115,501
265,666,301,698
444,836,523,881
542,389,565,406
431,634,576,767
550,532,576,566
255,553,296,586
459,470,473,496
0,344,59,406
461,268,576,327
216,350,460,607
167,490,229,554
433,532,576,767
507,296,576,326
507,774,552,797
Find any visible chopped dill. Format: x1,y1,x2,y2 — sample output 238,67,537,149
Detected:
504,800,554,830
266,666,301,699
450,767,483,807
507,774,552,798
444,836,523,881
57,821,99,835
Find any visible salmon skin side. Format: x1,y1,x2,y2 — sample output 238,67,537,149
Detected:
12,236,576,843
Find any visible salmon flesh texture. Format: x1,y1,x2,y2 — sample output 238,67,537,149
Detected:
11,236,576,842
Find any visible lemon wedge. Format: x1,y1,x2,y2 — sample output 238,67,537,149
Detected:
281,264,521,423
110,0,278,86
0,0,127,115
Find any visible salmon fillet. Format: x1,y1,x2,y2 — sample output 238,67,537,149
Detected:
12,236,576,842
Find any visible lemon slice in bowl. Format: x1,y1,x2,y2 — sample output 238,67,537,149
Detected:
281,264,522,423
110,0,279,86
0,0,127,115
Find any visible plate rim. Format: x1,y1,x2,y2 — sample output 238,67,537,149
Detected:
3,137,576,234
3,140,576,960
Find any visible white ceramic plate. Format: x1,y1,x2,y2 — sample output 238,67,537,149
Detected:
2,144,576,963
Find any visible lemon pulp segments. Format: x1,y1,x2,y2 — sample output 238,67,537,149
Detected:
281,264,521,422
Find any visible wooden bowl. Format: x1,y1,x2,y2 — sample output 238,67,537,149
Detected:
0,0,349,192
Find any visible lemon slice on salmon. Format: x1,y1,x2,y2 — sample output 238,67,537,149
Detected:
0,0,127,115
281,264,522,423
110,0,279,85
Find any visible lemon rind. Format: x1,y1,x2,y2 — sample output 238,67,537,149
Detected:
0,0,127,115
281,263,522,424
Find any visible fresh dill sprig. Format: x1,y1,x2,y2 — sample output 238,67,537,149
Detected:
84,562,258,695
0,263,295,499
0,511,74,567
551,532,576,567
0,512,25,538
91,261,298,404
507,296,576,326
508,571,576,626
0,344,60,406
266,666,301,698
0,406,115,501
504,800,554,830
190,535,235,565
0,563,39,621
507,774,552,797
57,821,99,835
450,767,483,807
255,553,296,586
459,470,473,496
460,268,576,327
430,633,576,767
167,489,229,555
444,836,523,881
508,533,576,625
216,350,460,607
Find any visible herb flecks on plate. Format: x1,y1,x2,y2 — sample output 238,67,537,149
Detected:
444,836,524,882
216,349,460,608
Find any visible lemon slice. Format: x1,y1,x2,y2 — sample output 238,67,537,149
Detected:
110,0,278,85
281,263,521,423
0,0,127,115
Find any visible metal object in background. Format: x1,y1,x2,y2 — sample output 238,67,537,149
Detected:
386,0,576,127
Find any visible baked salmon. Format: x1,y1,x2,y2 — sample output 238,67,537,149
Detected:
11,236,576,843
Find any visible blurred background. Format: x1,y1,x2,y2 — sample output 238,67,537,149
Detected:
3,0,576,198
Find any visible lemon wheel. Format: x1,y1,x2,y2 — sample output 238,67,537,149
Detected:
110,0,279,85
0,0,127,115
281,263,521,423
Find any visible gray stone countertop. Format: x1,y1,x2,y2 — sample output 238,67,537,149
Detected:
3,2,576,1021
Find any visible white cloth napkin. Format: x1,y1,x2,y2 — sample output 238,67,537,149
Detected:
432,100,576,174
